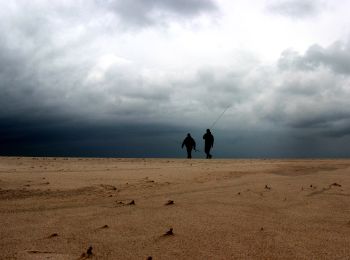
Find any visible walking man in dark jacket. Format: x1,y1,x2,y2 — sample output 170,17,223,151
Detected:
182,133,196,159
203,129,214,159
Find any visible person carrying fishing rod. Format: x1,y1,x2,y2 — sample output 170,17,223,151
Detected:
203,129,214,159
201,104,230,159
182,133,197,159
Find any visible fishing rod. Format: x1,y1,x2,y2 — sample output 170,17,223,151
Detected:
176,105,231,154
209,104,231,129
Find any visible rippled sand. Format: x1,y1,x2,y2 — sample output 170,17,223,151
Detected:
0,157,349,259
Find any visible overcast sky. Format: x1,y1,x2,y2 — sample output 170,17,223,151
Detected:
1,0,350,158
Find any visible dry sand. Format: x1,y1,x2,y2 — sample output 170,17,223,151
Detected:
0,157,350,259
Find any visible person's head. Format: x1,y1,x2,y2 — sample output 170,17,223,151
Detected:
206,129,210,133
187,133,191,137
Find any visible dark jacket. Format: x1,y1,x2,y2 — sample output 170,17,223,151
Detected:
203,132,214,148
182,136,196,149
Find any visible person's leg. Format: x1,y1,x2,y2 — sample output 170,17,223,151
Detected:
187,147,192,159
205,146,210,159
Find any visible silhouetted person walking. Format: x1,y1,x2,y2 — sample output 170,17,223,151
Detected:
182,133,196,159
203,129,214,159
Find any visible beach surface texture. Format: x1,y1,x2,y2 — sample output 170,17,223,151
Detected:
0,157,349,259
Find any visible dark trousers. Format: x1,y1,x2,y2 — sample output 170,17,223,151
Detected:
205,145,212,159
186,147,193,159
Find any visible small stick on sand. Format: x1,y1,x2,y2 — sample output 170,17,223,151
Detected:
87,246,93,256
48,233,58,238
127,200,135,205
80,246,93,259
163,228,174,236
100,225,109,229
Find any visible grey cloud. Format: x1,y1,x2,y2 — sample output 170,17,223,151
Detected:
260,79,350,131
0,47,174,125
186,66,265,110
279,42,350,74
2,5,350,139
3,1,350,157
323,122,350,138
100,0,218,27
0,1,175,125
266,0,320,18
0,0,221,130
303,43,350,74
260,40,350,136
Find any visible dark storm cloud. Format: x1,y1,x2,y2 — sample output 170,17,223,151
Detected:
195,69,252,106
266,0,320,18
0,38,89,122
0,1,174,125
0,114,187,157
0,44,173,126
0,0,199,158
323,123,350,138
0,2,98,122
2,1,350,158
100,0,218,27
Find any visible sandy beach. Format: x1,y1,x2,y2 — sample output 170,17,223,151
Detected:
0,157,349,259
